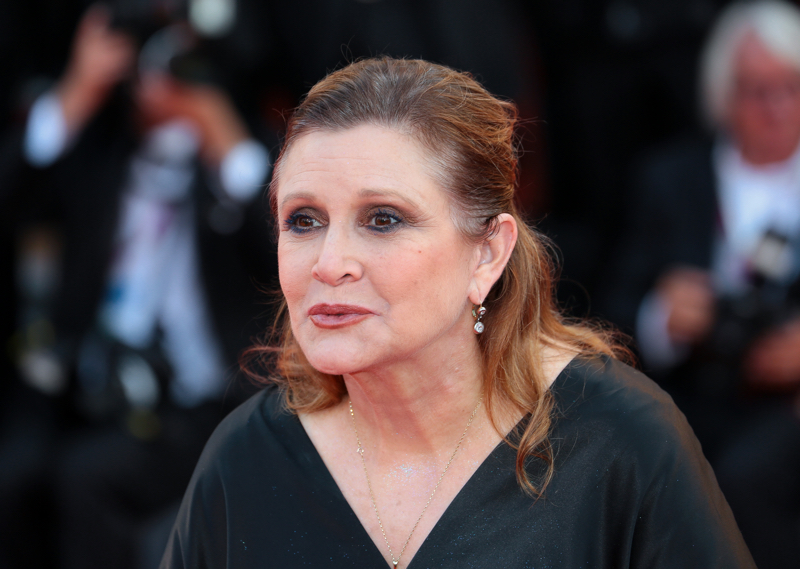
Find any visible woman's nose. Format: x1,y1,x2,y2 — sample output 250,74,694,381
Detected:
311,227,364,286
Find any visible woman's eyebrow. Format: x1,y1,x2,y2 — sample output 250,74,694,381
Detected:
358,188,421,209
279,191,316,209
280,188,423,211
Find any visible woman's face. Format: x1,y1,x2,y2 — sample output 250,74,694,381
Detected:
276,124,482,376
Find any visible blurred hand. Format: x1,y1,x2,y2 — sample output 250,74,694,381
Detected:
656,267,716,345
135,73,249,165
744,318,800,391
58,4,136,133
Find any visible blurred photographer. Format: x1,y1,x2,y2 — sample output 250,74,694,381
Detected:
0,2,275,568
645,1,800,393
12,2,273,408
600,2,800,566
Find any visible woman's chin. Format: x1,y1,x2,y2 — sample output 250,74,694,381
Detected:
295,327,381,376
302,346,367,376
306,357,360,377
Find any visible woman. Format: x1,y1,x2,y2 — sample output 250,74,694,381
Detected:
161,58,755,568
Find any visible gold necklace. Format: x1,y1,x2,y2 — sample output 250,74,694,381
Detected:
348,398,482,569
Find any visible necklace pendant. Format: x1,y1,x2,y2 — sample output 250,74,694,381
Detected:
392,562,398,568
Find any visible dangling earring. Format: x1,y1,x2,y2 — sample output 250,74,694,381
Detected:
472,303,486,334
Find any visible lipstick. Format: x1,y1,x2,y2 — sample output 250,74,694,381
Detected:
307,303,374,329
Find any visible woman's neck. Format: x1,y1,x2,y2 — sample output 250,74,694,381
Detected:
342,344,486,457
340,340,575,458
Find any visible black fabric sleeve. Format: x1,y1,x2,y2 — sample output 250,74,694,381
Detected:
567,358,756,568
160,438,229,569
159,394,258,569
628,404,754,567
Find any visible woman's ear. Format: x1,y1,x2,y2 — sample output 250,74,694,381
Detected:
468,213,518,305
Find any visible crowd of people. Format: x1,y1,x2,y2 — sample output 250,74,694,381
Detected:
0,0,798,568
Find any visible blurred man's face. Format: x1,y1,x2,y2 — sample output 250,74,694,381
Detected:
728,33,800,165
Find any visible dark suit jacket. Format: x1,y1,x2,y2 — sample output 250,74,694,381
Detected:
598,136,718,338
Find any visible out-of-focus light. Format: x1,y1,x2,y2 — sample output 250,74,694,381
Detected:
606,1,642,42
189,0,235,38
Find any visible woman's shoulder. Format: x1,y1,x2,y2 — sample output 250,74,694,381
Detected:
549,355,721,521
551,355,701,465
198,386,296,471
554,355,680,420
542,356,755,568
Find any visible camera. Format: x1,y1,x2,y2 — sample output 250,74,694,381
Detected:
697,228,800,392
108,0,219,86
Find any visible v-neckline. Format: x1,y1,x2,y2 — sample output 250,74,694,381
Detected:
283,359,576,568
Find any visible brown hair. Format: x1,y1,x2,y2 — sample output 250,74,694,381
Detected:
249,57,626,495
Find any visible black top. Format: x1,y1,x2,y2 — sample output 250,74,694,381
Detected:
160,357,755,568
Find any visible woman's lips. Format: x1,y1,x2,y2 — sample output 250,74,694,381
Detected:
307,304,374,329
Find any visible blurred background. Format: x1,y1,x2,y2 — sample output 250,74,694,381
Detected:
1,0,799,568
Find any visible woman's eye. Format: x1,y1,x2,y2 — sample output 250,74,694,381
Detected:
285,213,323,233
367,210,402,232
